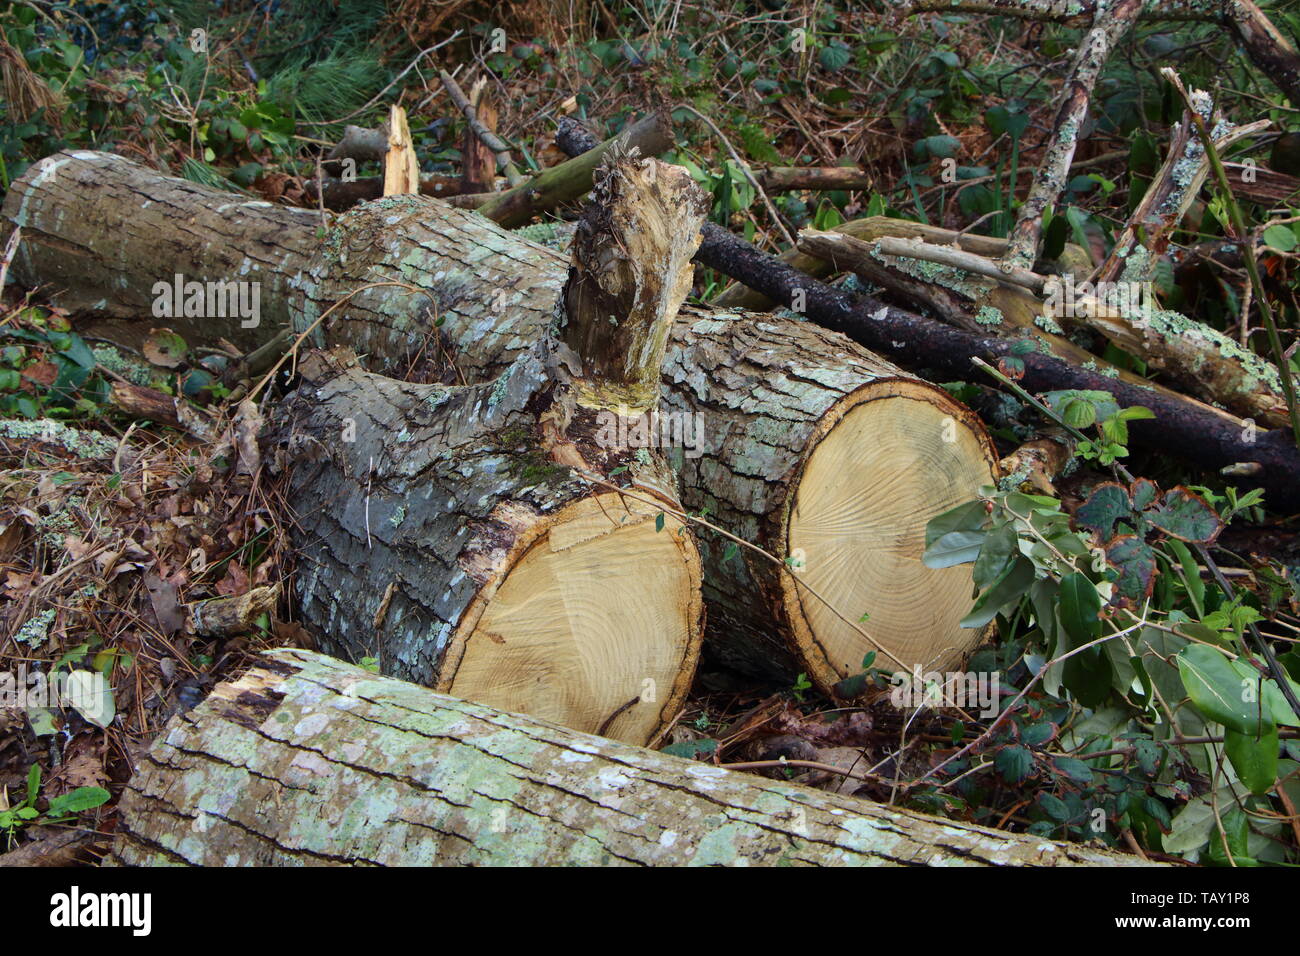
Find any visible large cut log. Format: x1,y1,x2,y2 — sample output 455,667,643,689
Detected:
1,149,314,353
2,150,997,688
109,649,1149,866
270,155,709,745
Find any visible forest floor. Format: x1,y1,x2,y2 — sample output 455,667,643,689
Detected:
2,0,1299,866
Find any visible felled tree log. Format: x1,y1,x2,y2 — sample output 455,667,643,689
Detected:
292,199,996,681
1,149,315,353
109,649,1149,867
2,150,998,689
271,155,709,745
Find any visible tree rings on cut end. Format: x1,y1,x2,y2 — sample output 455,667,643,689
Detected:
442,492,703,745
780,380,997,690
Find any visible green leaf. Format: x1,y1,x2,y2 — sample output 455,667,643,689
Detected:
995,745,1033,784
1104,535,1157,607
1063,642,1113,709
1263,224,1297,252
45,786,110,817
654,512,665,533
923,499,988,568
1224,724,1279,795
1134,737,1161,776
984,105,1029,141
1205,807,1255,867
56,331,96,370
1058,572,1102,645
817,43,852,72
1129,478,1158,512
1059,397,1097,429
1022,721,1056,747
972,522,1018,589
661,738,718,760
832,672,869,698
914,134,960,159
25,764,40,809
1145,487,1224,544
1052,756,1095,785
27,708,57,737
1164,538,1204,615
1039,792,1070,822
1073,482,1132,540
1178,645,1266,734
961,556,1035,629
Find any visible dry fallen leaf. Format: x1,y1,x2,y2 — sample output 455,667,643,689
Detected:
143,571,185,635
234,398,263,477
142,327,188,368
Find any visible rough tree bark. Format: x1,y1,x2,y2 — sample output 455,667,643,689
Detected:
1,149,998,689
271,155,710,745
1000,0,1145,270
109,649,1150,866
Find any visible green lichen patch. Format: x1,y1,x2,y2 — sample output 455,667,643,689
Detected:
0,419,118,459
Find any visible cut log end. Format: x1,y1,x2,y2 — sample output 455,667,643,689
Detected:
779,380,997,687
444,492,702,744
